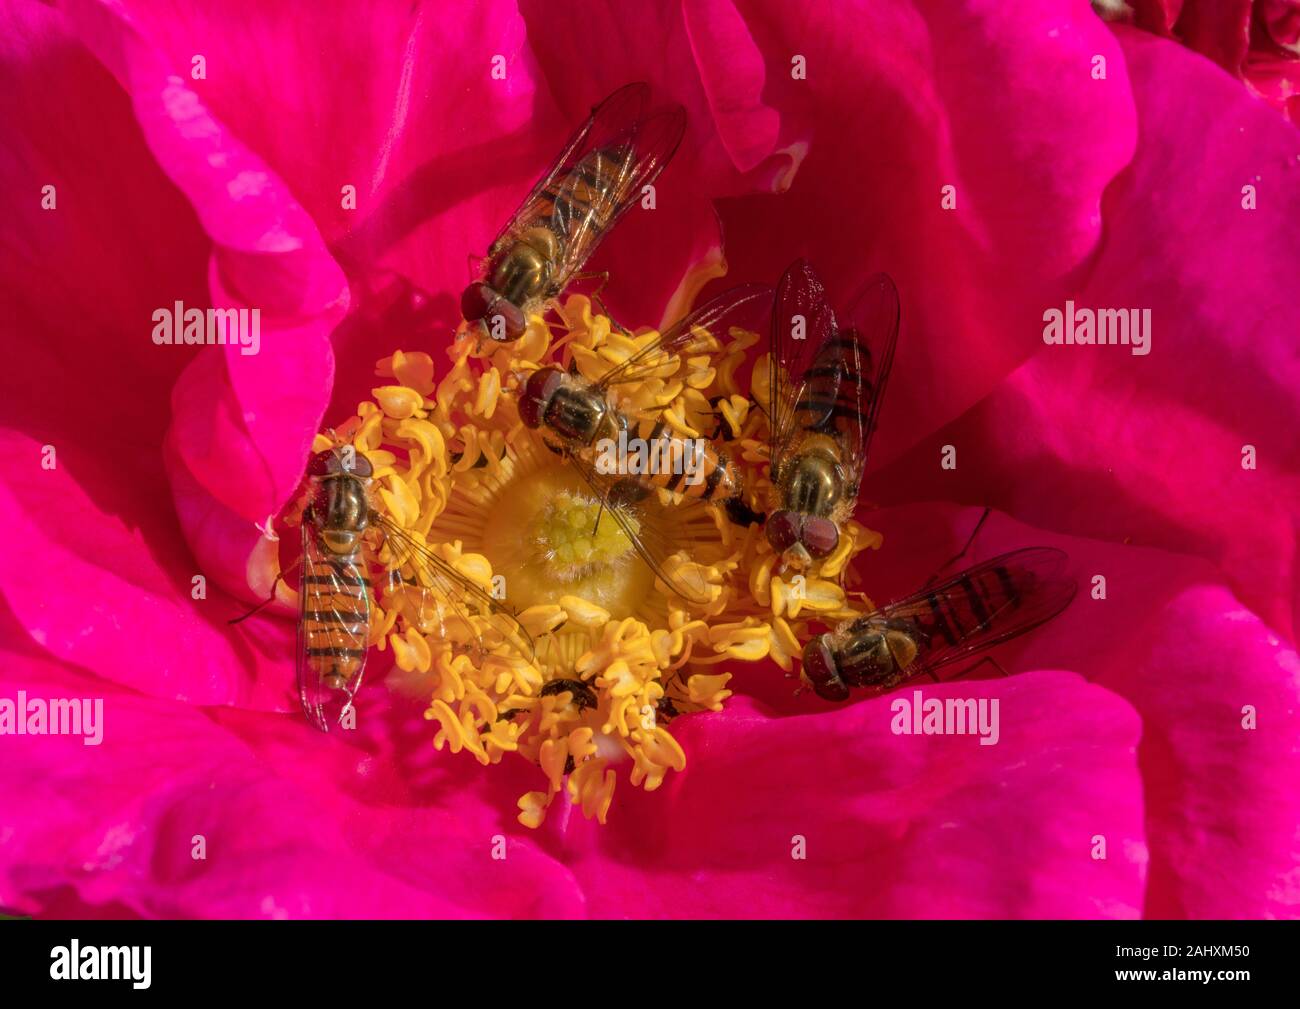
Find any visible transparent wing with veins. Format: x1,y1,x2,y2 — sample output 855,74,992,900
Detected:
768,259,837,481
801,272,899,499
551,103,686,290
566,453,717,606
372,513,534,661
488,82,647,256
869,548,1076,677
596,283,774,391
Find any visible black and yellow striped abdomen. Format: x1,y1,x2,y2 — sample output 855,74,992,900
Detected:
628,417,741,502
546,146,632,245
301,557,370,689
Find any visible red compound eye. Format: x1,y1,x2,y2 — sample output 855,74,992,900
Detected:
307,449,372,478
488,302,528,342
462,283,527,342
801,636,849,702
460,282,493,321
307,450,337,476
801,517,839,558
518,367,564,429
766,510,801,552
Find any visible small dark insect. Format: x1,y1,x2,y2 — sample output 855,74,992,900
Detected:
800,548,1077,701
655,696,681,722
539,677,598,711
462,82,686,342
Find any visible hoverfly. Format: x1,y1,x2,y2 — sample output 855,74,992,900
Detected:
238,446,532,732
461,82,686,343
762,259,900,569
800,548,1077,701
515,284,774,603
518,283,772,505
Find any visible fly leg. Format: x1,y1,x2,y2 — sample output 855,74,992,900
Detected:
923,507,993,588
569,270,633,335
933,656,1013,683
957,655,1012,680
228,557,302,624
593,475,647,535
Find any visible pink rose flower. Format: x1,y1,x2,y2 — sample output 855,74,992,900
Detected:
1,0,1296,918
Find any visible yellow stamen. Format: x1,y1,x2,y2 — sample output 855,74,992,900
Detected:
315,294,883,829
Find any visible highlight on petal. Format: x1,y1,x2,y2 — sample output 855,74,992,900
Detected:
53,0,350,607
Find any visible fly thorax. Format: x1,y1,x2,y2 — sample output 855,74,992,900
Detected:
836,622,899,687
546,382,608,444
591,407,626,446
884,628,919,672
491,226,559,304
313,474,370,550
783,448,843,517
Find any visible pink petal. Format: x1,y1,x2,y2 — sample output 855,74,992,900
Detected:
0,648,583,919
0,2,351,615
1129,0,1185,35
0,429,290,707
1175,0,1254,75
0,4,333,702
553,678,1145,918
62,0,348,522
871,27,1300,640
0,0,209,450
504,0,801,321
682,0,783,174
712,0,1138,469
851,503,1300,918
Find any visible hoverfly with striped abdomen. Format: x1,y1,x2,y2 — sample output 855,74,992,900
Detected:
761,259,900,571
800,548,1077,701
461,82,686,343
515,284,774,604
248,446,533,732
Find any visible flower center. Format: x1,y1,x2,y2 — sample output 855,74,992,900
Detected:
534,490,637,569
478,464,653,615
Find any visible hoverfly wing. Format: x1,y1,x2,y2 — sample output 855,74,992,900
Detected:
550,100,687,291
810,272,900,499
372,513,535,661
768,259,837,479
596,283,774,390
878,547,1076,678
567,453,717,606
297,520,371,733
487,82,649,258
